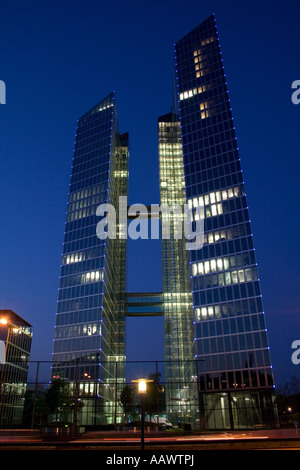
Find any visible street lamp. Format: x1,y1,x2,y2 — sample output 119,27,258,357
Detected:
132,378,153,451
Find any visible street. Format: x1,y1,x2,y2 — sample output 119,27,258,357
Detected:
0,428,299,450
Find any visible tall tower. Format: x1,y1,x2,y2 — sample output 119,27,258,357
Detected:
52,93,129,425
158,112,195,424
174,15,278,428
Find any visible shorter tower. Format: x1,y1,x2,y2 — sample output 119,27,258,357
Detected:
159,113,195,424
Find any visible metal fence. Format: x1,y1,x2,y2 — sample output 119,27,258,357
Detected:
0,359,279,430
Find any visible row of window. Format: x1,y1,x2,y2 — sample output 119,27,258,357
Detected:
179,80,227,110
74,134,112,154
62,235,104,254
71,162,110,184
75,127,111,149
192,251,253,276
53,335,103,354
198,366,273,391
67,205,98,222
58,284,104,302
188,186,240,209
197,331,269,360
54,307,103,327
57,295,103,314
69,184,108,203
194,35,216,54
202,225,245,245
186,172,243,204
193,281,262,308
195,267,257,291
196,299,264,326
59,269,104,289
70,173,111,194
195,294,262,322
72,157,111,179
179,83,212,101
62,247,104,268
185,109,233,138
54,322,102,339
76,115,111,136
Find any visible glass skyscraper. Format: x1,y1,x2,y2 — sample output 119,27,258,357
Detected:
173,14,278,428
52,92,129,425
52,15,278,430
158,112,195,423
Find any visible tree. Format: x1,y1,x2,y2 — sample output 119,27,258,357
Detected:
144,372,164,423
44,376,72,424
276,376,300,426
119,385,136,423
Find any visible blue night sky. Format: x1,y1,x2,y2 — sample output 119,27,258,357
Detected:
0,0,299,386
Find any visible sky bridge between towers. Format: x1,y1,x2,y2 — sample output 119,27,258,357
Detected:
126,292,163,317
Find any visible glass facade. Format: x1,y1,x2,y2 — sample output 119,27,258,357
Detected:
158,113,195,424
0,310,33,428
52,93,129,425
174,14,278,428
50,16,278,429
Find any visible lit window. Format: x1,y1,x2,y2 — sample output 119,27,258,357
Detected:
208,233,214,244
210,259,217,272
178,84,210,101
198,262,204,274
228,188,234,198
208,307,214,317
218,273,225,286
211,204,217,216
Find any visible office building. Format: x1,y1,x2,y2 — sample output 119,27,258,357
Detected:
0,310,33,427
52,15,278,429
173,14,278,428
52,93,129,425
158,112,195,423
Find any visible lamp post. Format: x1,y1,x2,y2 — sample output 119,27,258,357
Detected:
132,378,152,451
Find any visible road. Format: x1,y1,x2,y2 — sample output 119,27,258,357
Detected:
0,428,299,450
